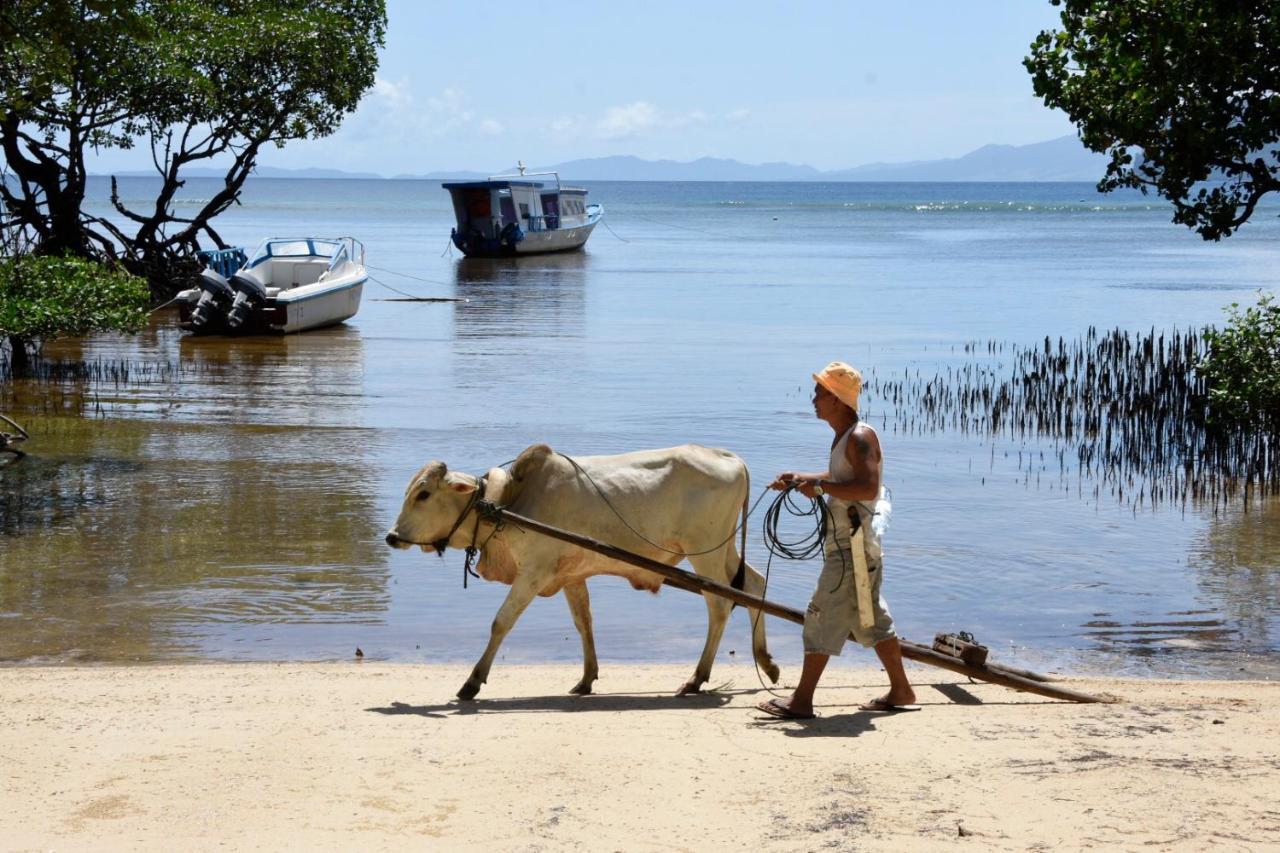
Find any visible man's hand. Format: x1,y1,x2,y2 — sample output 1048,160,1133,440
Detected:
793,479,820,499
772,472,823,498
770,472,798,490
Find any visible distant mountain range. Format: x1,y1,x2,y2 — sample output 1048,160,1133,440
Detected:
101,135,1112,182
104,165,385,180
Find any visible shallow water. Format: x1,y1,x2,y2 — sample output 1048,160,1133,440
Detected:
2,178,1278,679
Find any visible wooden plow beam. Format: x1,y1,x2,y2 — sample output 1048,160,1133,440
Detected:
476,501,1111,705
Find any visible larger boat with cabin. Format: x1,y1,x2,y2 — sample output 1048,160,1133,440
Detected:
443,167,602,257
176,237,367,335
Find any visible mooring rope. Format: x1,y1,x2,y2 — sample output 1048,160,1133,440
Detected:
365,264,453,288
623,212,743,239
600,218,631,243
365,273,465,303
149,295,181,314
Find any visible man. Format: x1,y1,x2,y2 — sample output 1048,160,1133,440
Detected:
757,361,917,719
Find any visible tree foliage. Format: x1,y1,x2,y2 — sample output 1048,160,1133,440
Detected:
1026,1,1280,240
0,253,149,373
1199,291,1280,429
0,0,386,295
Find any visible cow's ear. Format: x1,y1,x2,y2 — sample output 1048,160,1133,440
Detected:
446,473,477,494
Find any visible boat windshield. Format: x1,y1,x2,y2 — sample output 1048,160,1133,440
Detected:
245,238,362,269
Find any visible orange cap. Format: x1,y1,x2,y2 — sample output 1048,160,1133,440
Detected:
813,361,862,410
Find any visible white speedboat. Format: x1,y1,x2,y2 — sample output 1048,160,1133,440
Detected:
443,168,602,257
177,237,367,335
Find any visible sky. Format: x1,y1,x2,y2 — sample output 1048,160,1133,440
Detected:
88,1,1079,176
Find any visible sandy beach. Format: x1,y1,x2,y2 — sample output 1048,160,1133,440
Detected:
1,662,1276,851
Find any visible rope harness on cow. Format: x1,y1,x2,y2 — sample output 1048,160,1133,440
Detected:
430,474,489,587
556,453,766,569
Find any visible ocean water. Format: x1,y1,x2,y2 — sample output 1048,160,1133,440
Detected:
2,177,1278,681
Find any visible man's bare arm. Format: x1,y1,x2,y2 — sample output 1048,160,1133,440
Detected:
791,425,880,501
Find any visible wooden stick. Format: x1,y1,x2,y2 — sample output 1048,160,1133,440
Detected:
849,528,876,631
479,501,1111,704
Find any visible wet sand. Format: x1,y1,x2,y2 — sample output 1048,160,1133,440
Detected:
2,662,1277,851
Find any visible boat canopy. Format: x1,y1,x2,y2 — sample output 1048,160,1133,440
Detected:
441,179,548,191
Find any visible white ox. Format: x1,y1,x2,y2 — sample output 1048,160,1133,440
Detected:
385,443,780,699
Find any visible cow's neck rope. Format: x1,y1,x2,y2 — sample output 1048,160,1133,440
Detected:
433,474,490,587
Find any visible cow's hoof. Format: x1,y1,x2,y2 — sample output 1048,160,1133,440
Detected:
569,680,594,696
762,659,781,684
676,680,704,696
456,681,481,701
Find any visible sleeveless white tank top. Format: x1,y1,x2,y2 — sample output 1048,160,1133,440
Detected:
825,424,884,561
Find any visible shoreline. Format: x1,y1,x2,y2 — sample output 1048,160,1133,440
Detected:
6,643,1277,682
3,662,1277,851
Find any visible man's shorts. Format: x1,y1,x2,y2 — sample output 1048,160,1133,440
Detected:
801,547,897,655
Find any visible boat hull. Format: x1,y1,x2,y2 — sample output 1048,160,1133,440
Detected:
177,276,366,335
453,219,598,258
275,277,365,333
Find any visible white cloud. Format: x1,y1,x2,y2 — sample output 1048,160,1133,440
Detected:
353,81,504,142
596,102,658,140
548,116,579,135
591,102,736,141
372,77,411,111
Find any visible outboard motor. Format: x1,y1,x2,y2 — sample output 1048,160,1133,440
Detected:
189,268,236,332
226,272,268,332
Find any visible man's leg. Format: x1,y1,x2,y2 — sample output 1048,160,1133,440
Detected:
763,652,828,717
872,637,916,706
761,551,845,718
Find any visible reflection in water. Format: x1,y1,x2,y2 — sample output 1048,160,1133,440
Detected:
174,323,368,424
452,253,587,339
0,321,387,663
1073,497,1280,677
1079,612,1240,655
1193,497,1280,652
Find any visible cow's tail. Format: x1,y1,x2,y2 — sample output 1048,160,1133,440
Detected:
730,461,749,594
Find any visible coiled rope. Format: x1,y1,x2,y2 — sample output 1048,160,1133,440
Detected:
759,484,831,562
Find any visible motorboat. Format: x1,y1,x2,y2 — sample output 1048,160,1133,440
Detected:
177,237,367,335
442,166,602,257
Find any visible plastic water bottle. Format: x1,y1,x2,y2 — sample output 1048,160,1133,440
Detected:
871,486,893,538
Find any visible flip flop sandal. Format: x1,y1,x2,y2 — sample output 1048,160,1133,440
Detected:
756,698,816,720
859,698,922,713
